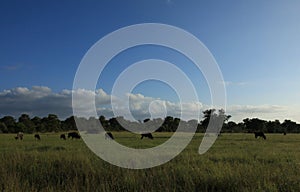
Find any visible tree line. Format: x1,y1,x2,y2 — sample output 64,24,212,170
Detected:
0,109,300,134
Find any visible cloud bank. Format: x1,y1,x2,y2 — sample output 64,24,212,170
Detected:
0,86,298,123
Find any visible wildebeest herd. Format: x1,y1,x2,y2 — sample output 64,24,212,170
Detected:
13,131,155,141
14,131,284,141
14,132,82,141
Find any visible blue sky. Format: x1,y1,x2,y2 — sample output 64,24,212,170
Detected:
1,0,300,122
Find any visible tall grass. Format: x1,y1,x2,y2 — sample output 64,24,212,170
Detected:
0,133,300,191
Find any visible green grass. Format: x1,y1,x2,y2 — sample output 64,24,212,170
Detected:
0,133,300,191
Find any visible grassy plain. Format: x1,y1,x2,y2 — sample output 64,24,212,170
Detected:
0,132,300,191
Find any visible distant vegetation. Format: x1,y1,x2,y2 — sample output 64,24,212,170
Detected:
0,109,299,134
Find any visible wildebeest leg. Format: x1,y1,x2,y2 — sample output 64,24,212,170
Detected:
141,135,144,139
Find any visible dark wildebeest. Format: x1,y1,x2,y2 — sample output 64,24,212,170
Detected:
68,132,81,139
34,134,41,140
60,134,66,140
141,133,153,139
16,132,23,140
283,131,287,135
254,131,266,140
105,132,114,140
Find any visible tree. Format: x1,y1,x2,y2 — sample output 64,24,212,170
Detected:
243,118,266,132
99,115,109,129
62,116,77,131
225,121,237,133
201,109,231,132
42,114,61,132
0,116,16,133
266,120,283,133
18,114,35,133
162,116,174,132
86,117,100,133
108,117,124,131
15,122,26,133
184,119,198,132
201,109,216,128
0,122,8,133
31,116,44,132
282,119,299,133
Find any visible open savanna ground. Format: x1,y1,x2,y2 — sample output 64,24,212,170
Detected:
0,132,300,192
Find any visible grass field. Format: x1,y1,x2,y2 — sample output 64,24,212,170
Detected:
0,132,300,191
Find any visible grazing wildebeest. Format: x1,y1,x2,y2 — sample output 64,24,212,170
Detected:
105,132,114,140
141,133,153,139
254,131,266,140
16,132,23,140
60,134,66,140
68,132,81,139
283,131,287,135
34,134,41,140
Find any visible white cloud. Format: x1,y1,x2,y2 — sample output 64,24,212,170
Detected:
227,104,300,123
0,86,299,123
0,86,72,118
0,86,205,121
